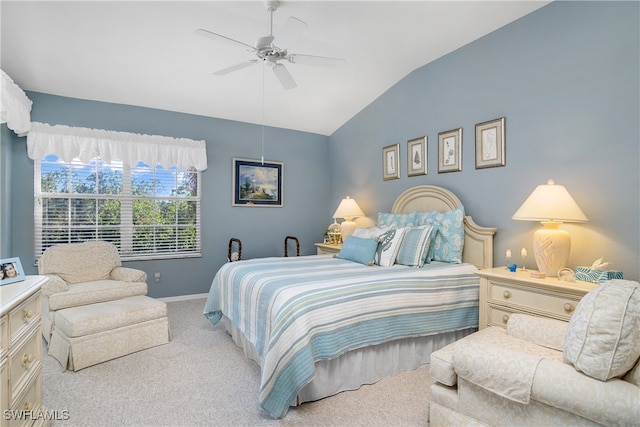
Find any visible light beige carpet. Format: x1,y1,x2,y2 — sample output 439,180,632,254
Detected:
42,297,434,426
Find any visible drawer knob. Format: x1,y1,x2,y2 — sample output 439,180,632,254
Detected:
564,303,575,313
21,353,34,367
22,309,34,320
502,314,510,324
503,290,512,299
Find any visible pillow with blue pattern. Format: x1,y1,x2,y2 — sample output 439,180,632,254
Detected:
396,225,435,267
377,212,415,229
413,206,465,263
337,236,378,266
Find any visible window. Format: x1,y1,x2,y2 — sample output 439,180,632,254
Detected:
35,155,201,261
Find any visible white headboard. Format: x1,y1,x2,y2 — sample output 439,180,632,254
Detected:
391,185,496,269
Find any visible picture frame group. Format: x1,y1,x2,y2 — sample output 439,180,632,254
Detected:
381,117,506,179
0,257,25,286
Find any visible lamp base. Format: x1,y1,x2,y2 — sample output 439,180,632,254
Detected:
340,218,358,240
532,221,571,277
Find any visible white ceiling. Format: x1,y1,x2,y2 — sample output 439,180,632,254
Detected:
1,1,549,136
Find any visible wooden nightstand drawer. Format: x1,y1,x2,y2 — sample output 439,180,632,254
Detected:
477,267,597,329
490,282,580,320
9,293,41,345
315,243,342,255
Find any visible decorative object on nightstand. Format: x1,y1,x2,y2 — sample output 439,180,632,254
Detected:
332,196,365,240
512,179,587,277
326,220,342,245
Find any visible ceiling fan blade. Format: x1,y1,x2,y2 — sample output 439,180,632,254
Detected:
213,60,259,76
272,64,297,90
195,28,256,52
287,54,347,68
276,16,307,46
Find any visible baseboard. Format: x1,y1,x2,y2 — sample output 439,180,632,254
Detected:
158,293,208,303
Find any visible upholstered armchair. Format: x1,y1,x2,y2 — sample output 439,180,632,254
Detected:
429,280,640,426
38,240,149,343
36,240,169,371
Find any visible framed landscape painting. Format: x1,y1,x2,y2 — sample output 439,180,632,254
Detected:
232,158,283,207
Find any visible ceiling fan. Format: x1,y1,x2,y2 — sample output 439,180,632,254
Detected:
195,1,346,90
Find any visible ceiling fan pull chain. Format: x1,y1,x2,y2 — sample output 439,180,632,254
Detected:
261,60,266,165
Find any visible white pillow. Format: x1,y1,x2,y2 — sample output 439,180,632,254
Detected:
375,227,407,267
352,226,389,239
563,280,640,381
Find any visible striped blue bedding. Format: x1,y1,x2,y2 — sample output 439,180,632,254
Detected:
203,255,479,418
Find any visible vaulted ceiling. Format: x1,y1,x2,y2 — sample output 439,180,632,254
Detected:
1,1,549,135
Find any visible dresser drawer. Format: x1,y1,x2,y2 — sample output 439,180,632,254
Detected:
1,358,7,414
489,281,579,321
9,293,41,345
487,305,516,328
9,369,42,427
9,327,41,405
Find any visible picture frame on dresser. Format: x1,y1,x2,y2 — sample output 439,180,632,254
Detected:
232,158,283,207
438,128,462,173
0,257,25,286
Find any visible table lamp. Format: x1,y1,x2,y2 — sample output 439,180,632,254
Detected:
512,180,587,276
333,197,365,240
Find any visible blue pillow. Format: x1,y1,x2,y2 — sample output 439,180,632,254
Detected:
413,206,465,263
377,212,415,228
396,225,435,267
337,236,378,266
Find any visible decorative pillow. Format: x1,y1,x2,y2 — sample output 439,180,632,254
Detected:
375,227,407,267
337,236,378,266
413,206,465,263
563,280,640,381
352,226,389,239
377,212,415,229
396,225,434,267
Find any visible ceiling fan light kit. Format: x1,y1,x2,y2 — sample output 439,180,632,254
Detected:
195,0,346,90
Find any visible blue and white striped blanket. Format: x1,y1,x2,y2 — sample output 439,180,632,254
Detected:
203,255,479,418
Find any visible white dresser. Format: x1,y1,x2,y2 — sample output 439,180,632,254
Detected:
1,275,48,426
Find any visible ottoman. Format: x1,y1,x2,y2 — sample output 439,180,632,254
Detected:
48,295,170,371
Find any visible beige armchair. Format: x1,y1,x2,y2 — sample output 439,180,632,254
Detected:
38,241,169,370
429,280,640,426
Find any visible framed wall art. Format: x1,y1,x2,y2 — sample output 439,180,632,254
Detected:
232,158,283,207
407,136,427,177
0,257,25,286
382,144,400,181
438,128,462,173
475,117,505,169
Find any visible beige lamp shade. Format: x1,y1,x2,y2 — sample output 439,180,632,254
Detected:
333,197,365,240
512,180,587,277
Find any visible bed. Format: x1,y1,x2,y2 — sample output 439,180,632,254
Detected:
204,185,496,418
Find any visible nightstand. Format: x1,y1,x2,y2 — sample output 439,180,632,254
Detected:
476,267,598,329
314,243,342,255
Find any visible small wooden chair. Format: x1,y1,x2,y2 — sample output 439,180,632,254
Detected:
284,236,300,257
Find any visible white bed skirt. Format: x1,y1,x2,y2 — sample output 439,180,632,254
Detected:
223,317,474,405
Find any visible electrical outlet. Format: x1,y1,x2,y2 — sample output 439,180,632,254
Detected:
154,272,161,282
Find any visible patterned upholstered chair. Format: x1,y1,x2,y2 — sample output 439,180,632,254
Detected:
429,280,640,426
38,241,169,371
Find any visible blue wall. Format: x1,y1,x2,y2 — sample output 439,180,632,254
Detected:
7,94,331,297
3,1,639,296
329,1,639,279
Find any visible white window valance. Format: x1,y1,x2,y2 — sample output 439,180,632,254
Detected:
1,69,33,136
27,122,208,171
